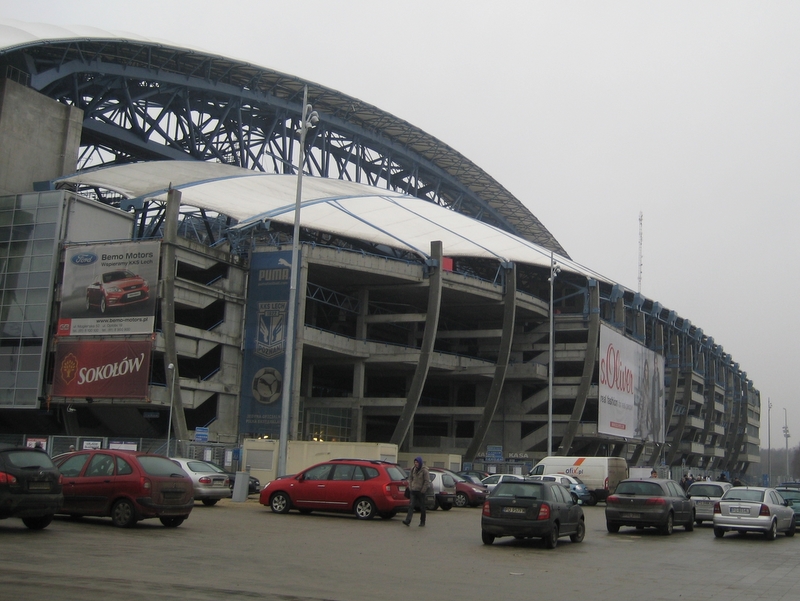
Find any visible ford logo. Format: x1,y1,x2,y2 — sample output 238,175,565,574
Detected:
71,253,98,265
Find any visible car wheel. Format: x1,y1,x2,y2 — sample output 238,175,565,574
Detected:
100,296,107,313
713,527,725,538
544,523,559,549
441,503,453,511
455,492,469,508
587,493,598,506
606,522,620,533
787,516,796,537
660,512,674,535
765,519,777,541
202,499,219,506
482,530,495,545
354,497,376,520
111,499,138,528
160,516,186,528
22,515,53,530
570,518,586,543
270,492,291,514
685,511,695,531
85,295,92,311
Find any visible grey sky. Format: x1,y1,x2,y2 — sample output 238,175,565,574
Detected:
3,1,798,448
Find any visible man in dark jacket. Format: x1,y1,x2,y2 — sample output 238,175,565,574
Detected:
402,456,430,527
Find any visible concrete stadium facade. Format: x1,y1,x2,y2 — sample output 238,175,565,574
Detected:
0,23,761,476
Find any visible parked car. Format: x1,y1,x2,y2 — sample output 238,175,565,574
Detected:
208,462,261,495
54,449,194,527
713,486,796,540
775,486,800,515
427,469,457,510
458,470,490,481
458,473,485,486
259,459,409,520
481,473,525,493
687,480,733,524
0,445,63,530
530,473,593,505
85,269,149,313
481,479,585,549
442,470,488,508
170,458,233,505
605,478,695,535
529,456,628,503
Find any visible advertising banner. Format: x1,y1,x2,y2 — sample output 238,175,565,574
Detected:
52,339,152,399
239,250,294,437
598,324,665,443
58,240,160,336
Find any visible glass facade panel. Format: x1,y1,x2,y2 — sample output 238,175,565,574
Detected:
0,193,61,407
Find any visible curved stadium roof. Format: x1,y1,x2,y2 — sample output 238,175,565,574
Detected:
0,19,568,257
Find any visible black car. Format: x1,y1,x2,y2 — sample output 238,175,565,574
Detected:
481,479,585,549
211,463,261,495
0,445,63,530
605,478,695,535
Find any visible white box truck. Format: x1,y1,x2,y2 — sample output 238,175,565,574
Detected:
529,456,628,503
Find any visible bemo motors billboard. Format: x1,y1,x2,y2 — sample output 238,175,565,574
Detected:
52,339,152,399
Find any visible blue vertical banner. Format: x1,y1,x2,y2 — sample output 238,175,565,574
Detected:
239,250,294,437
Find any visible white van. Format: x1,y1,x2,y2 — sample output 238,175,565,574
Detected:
529,456,628,504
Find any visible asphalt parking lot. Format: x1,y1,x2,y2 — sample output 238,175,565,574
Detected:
2,498,800,601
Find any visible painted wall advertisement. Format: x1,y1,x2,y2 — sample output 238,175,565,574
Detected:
598,324,665,443
58,240,160,336
52,339,152,399
239,250,293,437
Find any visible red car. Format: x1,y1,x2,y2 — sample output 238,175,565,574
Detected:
259,459,409,520
430,468,488,508
85,269,149,313
53,449,194,528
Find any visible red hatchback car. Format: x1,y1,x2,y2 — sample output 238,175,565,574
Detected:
85,269,149,313
54,449,194,528
259,459,409,520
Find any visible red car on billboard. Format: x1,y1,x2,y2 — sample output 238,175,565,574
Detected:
85,269,149,313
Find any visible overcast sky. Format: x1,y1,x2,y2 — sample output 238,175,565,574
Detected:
2,1,798,449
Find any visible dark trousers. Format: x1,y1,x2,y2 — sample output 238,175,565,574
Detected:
405,490,426,524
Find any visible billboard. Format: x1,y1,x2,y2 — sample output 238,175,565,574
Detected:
239,250,293,437
52,339,152,399
598,324,665,443
58,240,160,336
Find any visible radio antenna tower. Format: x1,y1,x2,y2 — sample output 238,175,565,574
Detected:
638,211,643,293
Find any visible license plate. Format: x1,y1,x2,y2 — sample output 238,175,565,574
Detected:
729,507,749,514
502,506,526,514
399,486,406,492
697,500,713,507
127,291,141,298
621,512,641,519
28,482,51,491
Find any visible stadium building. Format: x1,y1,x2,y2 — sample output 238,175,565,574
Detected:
0,21,761,476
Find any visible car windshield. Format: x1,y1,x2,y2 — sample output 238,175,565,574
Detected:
722,489,765,502
187,461,224,473
493,482,542,499
689,484,726,497
138,456,187,476
4,450,56,469
616,481,664,496
102,270,136,283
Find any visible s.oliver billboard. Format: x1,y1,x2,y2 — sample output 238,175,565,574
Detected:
58,240,160,336
52,339,152,399
598,324,665,443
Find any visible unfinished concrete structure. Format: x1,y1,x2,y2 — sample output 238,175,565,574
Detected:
0,22,760,475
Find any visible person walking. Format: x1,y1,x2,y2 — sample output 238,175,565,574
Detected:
403,456,430,527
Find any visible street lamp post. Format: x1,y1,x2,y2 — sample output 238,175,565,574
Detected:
166,363,175,457
784,407,790,481
278,86,318,477
548,251,561,456
768,399,772,486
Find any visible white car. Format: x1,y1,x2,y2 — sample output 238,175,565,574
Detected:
687,481,732,524
712,486,796,540
480,473,525,493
